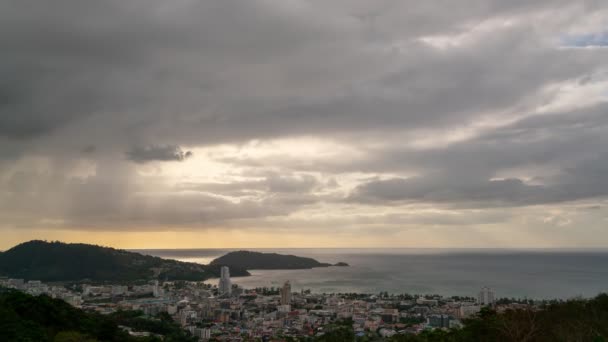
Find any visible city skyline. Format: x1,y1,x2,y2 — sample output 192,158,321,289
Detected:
2,1,608,249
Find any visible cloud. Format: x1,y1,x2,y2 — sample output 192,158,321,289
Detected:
180,173,319,195
349,177,567,207
0,0,604,147
1,0,608,246
81,145,96,154
126,145,192,163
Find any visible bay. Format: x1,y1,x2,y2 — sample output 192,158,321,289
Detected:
135,248,608,299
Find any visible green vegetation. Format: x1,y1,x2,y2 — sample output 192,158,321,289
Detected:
0,288,197,341
316,326,356,341
0,240,249,282
311,318,356,341
210,250,333,270
109,311,197,341
390,294,608,341
0,288,181,341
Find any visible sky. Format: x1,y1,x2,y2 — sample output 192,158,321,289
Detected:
1,0,608,249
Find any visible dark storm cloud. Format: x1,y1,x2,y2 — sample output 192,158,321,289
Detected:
81,145,96,154
126,145,192,163
371,105,608,176
1,0,608,233
348,105,608,207
0,0,604,146
349,177,576,207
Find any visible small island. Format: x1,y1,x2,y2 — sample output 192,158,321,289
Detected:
210,250,348,270
334,262,349,267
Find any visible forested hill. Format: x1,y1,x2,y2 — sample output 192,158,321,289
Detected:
0,288,196,341
210,250,338,270
0,240,249,282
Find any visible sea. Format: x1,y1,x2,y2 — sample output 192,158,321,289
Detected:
134,248,608,300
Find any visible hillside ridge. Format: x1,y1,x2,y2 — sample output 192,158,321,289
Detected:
0,240,250,281
210,250,348,270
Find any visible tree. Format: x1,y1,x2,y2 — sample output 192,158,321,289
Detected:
53,331,97,342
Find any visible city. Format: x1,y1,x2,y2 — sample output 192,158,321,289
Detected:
2,0,608,340
1,267,535,341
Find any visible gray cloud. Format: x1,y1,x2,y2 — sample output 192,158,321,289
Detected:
126,145,192,163
349,177,564,207
81,145,96,154
176,173,321,199
0,161,318,230
1,0,605,146
347,106,608,207
1,0,608,244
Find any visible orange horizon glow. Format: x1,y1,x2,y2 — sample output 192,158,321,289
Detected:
2,226,604,251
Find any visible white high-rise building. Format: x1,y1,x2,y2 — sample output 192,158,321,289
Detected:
218,266,232,296
152,280,163,297
477,286,495,306
280,280,292,305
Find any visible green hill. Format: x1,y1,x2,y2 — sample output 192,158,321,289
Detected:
210,250,334,270
0,240,249,282
0,288,196,341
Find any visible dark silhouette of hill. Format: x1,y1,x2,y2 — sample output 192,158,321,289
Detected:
210,250,338,270
0,240,249,282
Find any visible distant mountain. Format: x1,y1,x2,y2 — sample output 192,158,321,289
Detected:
0,240,249,282
210,250,339,270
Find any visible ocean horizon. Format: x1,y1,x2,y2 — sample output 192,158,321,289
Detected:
136,248,608,300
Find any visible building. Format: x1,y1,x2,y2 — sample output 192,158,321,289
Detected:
152,280,163,297
111,285,127,296
381,308,399,323
190,327,211,339
477,286,495,306
379,328,397,338
8,279,24,290
416,298,438,306
218,266,232,296
277,304,291,313
458,304,481,318
428,314,451,328
280,280,292,305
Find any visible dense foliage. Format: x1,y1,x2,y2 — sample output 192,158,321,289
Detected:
210,250,332,269
0,289,135,341
109,311,197,342
0,289,199,341
315,318,357,341
0,240,248,281
389,294,608,342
